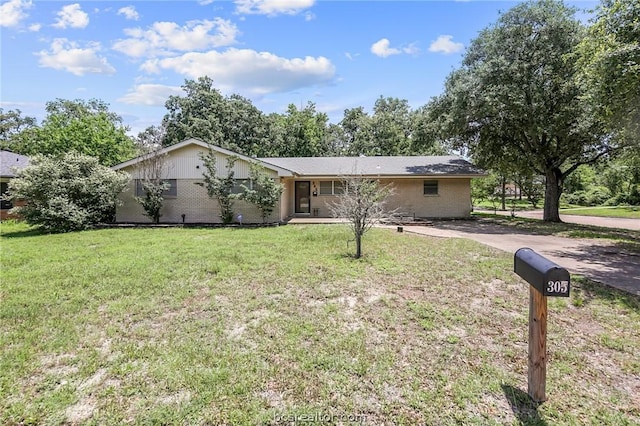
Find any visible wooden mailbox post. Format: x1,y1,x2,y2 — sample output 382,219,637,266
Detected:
514,248,570,403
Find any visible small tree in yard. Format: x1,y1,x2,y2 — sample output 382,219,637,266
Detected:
329,176,395,259
240,163,284,223
196,151,237,224
6,152,129,232
134,147,170,224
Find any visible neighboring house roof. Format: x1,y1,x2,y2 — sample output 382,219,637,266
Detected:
259,155,486,178
111,138,293,176
0,150,30,178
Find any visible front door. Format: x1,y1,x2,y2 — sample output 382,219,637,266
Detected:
295,181,311,214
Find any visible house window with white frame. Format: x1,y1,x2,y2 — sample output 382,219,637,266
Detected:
423,180,439,196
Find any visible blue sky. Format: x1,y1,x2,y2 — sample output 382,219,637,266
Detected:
1,0,598,135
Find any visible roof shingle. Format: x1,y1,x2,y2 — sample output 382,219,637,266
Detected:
259,155,485,177
0,151,30,177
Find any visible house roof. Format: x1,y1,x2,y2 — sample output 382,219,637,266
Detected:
110,139,485,179
259,155,486,178
0,150,30,177
111,138,293,176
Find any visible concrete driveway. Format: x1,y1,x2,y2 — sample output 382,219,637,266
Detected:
402,220,640,296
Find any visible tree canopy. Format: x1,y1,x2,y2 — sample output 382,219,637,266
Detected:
162,76,273,157
1,100,136,167
578,0,640,146
427,0,611,221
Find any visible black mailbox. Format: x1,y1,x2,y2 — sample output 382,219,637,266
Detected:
514,248,570,297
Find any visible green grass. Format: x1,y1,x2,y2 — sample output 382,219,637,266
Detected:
474,198,576,211
474,198,538,210
1,221,639,425
560,206,640,219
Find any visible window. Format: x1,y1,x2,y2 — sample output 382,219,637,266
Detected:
334,181,344,194
1,182,12,210
319,180,344,195
231,179,247,194
136,179,177,197
423,180,438,196
319,181,333,195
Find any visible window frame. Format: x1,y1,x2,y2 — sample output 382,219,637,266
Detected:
318,180,344,196
423,180,439,196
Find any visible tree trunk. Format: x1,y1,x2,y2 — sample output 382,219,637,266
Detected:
501,176,507,211
543,169,562,222
355,233,362,259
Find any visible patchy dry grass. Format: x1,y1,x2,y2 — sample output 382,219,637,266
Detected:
1,221,638,425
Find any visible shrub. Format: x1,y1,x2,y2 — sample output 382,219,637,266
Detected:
239,163,283,223
562,186,611,207
6,152,130,232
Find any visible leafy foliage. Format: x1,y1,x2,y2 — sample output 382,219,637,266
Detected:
336,100,446,156
427,0,611,221
239,163,284,223
6,152,130,232
268,102,332,157
162,77,272,156
196,151,238,224
134,148,170,224
136,181,170,224
578,0,640,147
0,108,38,151
329,176,395,258
4,99,136,166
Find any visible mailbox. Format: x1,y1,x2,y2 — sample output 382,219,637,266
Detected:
514,248,570,297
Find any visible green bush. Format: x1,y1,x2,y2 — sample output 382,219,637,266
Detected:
6,152,130,232
562,186,611,207
608,185,640,206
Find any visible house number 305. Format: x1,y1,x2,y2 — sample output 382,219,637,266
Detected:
547,280,569,294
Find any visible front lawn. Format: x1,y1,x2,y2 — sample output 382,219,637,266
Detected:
1,222,638,424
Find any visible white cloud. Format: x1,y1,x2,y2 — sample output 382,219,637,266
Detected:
142,48,335,95
370,38,400,58
0,0,32,28
112,19,239,58
28,22,41,32
53,3,89,29
235,0,315,16
117,6,139,21
36,38,115,76
304,11,315,21
428,35,464,54
117,84,183,106
371,38,420,58
403,42,420,56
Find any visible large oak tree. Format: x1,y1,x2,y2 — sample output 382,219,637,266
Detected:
428,0,612,221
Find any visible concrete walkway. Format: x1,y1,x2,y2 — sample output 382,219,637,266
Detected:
401,220,640,296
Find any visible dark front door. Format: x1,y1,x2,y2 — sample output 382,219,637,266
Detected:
295,181,311,214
